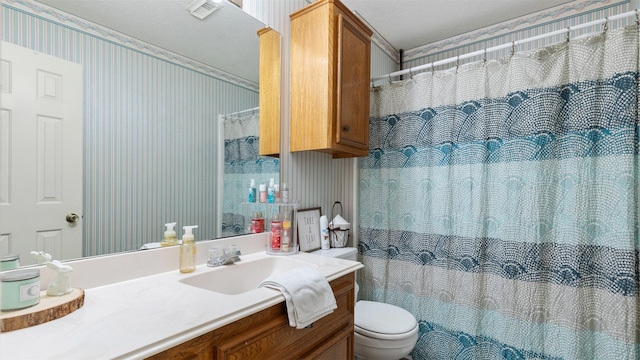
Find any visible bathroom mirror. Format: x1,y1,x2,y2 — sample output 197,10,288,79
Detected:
1,0,279,266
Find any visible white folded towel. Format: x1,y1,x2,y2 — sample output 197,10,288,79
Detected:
259,267,337,329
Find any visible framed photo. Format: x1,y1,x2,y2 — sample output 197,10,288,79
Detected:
297,207,321,252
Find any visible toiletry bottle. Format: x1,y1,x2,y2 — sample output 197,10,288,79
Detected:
281,228,290,252
271,213,282,250
281,212,291,251
267,178,275,203
179,225,198,273
252,211,264,233
259,183,267,203
274,184,280,203
320,215,330,250
281,182,289,204
248,179,256,203
160,222,178,247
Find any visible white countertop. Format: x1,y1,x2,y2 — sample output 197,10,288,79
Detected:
0,235,362,359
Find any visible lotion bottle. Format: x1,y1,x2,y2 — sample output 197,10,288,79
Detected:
179,225,198,273
320,215,330,250
160,222,178,247
248,179,256,203
259,184,267,203
267,178,275,203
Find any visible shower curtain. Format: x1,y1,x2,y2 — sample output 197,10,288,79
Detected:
221,109,279,237
359,26,639,359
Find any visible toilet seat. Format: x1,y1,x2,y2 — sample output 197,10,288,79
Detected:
355,300,418,340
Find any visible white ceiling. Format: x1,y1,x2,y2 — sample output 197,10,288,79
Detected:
33,0,579,81
342,0,577,51
34,0,265,83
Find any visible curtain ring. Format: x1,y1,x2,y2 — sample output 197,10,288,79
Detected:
566,27,570,42
511,41,515,56
431,62,435,75
455,55,459,70
408,67,414,79
483,48,487,63
370,79,375,88
388,73,392,84
635,10,639,26
602,17,608,32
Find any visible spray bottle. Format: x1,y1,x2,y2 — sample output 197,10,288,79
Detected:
267,178,276,204
248,179,256,203
179,225,198,273
160,222,178,247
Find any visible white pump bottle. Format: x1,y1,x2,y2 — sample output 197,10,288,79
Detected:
179,225,198,273
160,222,178,247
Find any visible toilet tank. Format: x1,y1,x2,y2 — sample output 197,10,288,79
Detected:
311,247,357,261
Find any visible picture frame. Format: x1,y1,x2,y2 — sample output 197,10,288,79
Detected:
297,207,322,252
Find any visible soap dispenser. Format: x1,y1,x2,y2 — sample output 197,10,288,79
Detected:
179,225,198,273
160,222,178,247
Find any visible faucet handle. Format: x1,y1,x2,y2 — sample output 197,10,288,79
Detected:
207,247,224,267
227,244,241,262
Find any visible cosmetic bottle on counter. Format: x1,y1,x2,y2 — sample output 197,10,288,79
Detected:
179,225,198,273
259,184,267,203
248,179,256,203
252,211,265,233
281,183,289,203
320,215,330,250
160,222,178,247
267,178,275,203
271,213,282,249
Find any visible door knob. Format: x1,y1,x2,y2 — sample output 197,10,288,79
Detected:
66,213,80,223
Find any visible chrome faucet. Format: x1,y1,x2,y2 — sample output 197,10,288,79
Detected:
207,245,241,267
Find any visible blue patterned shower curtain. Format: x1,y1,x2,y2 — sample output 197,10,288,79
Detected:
359,26,639,359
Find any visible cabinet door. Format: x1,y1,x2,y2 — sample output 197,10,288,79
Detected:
335,12,371,151
258,27,281,157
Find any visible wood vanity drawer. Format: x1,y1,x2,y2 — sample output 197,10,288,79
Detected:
147,273,355,360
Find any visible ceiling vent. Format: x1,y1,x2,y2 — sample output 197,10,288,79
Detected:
185,0,223,20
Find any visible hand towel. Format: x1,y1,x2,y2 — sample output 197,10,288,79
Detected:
259,266,337,329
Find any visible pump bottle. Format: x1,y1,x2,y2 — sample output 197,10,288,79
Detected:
179,225,198,273
160,222,178,247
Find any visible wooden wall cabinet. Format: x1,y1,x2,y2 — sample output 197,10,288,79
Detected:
147,273,355,360
258,27,281,157
289,0,373,158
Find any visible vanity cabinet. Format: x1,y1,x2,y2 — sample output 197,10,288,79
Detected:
289,0,373,158
147,273,355,360
258,27,281,157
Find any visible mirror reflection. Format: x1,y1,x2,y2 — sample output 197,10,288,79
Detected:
0,0,279,267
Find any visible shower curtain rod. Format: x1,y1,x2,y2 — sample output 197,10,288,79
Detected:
224,106,259,117
371,9,639,84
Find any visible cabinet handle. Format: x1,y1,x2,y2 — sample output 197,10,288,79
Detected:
342,125,350,132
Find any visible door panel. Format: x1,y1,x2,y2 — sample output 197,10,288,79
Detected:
0,41,83,265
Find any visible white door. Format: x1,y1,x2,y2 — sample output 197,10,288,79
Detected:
0,41,83,266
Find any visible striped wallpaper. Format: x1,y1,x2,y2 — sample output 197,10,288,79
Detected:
3,1,259,257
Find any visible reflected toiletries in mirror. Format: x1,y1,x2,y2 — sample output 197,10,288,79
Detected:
0,0,279,266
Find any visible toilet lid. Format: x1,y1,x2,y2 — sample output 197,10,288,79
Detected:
355,301,417,335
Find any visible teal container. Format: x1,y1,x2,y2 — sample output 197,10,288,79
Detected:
1,269,41,311
0,254,20,271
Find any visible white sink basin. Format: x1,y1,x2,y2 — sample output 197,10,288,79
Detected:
179,256,318,295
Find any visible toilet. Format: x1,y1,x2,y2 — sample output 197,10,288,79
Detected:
311,248,419,360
